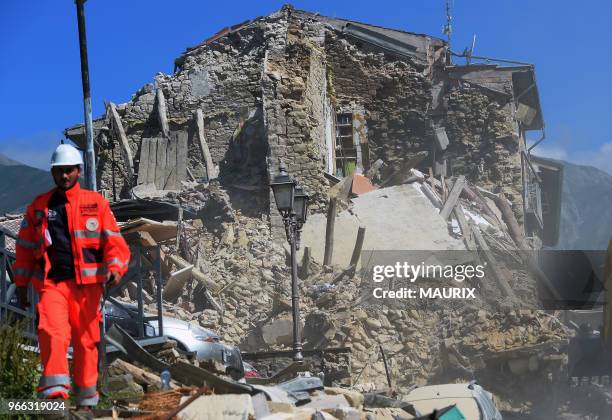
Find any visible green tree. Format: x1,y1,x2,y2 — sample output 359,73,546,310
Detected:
0,318,41,399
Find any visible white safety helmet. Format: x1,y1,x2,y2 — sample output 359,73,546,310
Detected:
50,143,84,167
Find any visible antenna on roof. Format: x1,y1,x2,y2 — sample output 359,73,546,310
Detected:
462,34,476,65
443,0,453,50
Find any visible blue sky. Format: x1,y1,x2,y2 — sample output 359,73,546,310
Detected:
1,0,611,173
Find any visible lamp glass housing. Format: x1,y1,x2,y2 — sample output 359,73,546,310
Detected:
271,174,295,215
294,186,309,223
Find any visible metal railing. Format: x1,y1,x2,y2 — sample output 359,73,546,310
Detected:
105,245,164,339
1,226,164,344
0,226,38,341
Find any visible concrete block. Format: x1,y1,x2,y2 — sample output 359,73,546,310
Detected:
305,393,349,410
324,388,364,409
261,316,294,346
177,394,255,420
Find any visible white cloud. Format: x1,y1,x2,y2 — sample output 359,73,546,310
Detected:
531,144,568,161
531,141,612,175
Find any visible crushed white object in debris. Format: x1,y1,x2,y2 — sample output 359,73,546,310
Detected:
463,208,491,228
450,218,461,235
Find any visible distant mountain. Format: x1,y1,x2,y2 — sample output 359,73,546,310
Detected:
0,153,53,214
553,160,612,250
0,154,22,166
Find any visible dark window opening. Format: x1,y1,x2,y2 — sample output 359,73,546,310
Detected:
335,113,357,177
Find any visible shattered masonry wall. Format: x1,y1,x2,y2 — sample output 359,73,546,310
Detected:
263,12,331,203
97,23,268,211
94,7,529,227
324,30,525,216
262,10,332,237
443,81,524,220
325,31,434,171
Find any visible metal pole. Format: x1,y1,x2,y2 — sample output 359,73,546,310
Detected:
0,231,6,323
76,0,96,191
289,214,303,362
379,344,392,389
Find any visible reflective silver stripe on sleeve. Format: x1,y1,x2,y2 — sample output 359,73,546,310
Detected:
81,266,107,277
16,238,43,250
107,257,124,268
74,230,122,239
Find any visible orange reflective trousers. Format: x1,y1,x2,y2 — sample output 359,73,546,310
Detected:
36,279,102,405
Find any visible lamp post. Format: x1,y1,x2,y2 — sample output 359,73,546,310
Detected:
270,162,310,362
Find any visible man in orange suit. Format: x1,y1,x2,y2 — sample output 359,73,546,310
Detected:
13,143,130,409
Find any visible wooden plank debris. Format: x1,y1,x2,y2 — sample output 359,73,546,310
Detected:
164,264,194,301
176,131,188,187
156,88,170,138
167,254,219,294
195,108,216,180
462,184,498,221
108,102,135,179
109,358,171,391
120,218,178,243
146,139,158,185
155,137,168,189
165,134,177,189
379,151,428,187
137,138,151,185
439,176,466,220
420,183,443,209
328,175,353,202
472,225,516,300
491,193,562,301
300,246,312,278
323,197,337,266
349,226,366,269
453,204,476,250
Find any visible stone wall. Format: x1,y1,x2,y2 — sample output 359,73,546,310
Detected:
96,23,268,210
88,7,531,228
263,11,331,206
443,81,524,219
325,32,434,171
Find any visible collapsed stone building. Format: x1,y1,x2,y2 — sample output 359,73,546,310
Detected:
59,5,576,412
66,5,559,247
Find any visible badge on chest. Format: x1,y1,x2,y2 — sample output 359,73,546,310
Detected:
86,218,99,231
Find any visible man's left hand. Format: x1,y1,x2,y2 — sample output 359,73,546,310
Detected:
106,270,122,287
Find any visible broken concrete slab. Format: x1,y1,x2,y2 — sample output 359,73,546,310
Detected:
177,394,255,419
324,387,364,409
120,217,178,242
261,316,296,347
305,393,350,410
164,264,194,301
301,184,465,267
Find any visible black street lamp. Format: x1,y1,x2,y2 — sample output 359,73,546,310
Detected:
270,161,310,362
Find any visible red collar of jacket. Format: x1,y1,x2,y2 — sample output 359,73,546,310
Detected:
53,181,82,202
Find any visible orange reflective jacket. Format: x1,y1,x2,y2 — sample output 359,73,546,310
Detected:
13,182,130,291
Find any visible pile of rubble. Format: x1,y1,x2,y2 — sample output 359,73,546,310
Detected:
105,161,571,409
